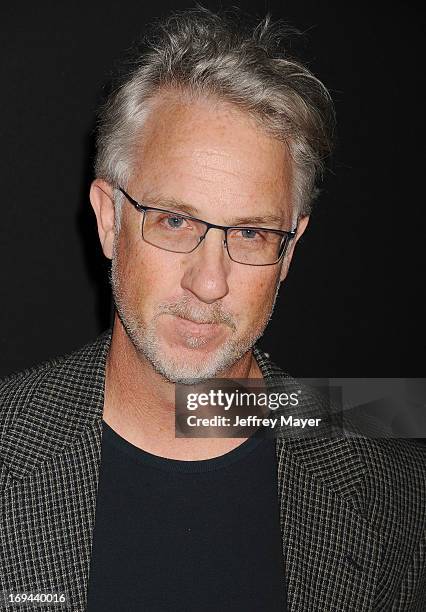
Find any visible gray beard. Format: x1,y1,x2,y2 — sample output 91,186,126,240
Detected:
109,244,281,385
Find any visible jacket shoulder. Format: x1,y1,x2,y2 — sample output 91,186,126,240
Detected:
0,329,112,439
350,435,426,468
0,355,65,437
351,435,426,483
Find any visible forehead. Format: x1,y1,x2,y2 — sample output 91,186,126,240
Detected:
129,92,294,226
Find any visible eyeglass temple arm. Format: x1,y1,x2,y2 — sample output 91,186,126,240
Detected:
118,187,146,212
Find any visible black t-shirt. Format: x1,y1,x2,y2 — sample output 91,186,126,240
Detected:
86,420,287,611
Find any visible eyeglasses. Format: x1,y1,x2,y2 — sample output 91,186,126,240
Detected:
118,186,297,266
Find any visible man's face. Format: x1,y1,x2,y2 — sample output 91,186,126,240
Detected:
102,94,305,383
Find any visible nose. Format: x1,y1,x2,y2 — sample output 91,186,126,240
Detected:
180,228,230,304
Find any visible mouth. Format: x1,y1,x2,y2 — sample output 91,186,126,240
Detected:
173,315,222,336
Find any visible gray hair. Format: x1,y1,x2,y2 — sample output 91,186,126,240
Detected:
94,6,336,230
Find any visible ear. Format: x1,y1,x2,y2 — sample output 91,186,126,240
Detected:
279,215,310,282
89,179,116,260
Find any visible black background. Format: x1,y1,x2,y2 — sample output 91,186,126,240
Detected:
0,0,424,378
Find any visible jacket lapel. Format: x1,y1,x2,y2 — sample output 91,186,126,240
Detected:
1,331,382,611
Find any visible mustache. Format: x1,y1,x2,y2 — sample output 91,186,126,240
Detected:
157,296,236,330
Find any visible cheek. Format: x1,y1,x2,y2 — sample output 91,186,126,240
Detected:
120,243,182,309
233,272,279,318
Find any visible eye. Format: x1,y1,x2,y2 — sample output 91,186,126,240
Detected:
159,214,188,229
167,215,184,228
240,228,260,239
229,228,265,241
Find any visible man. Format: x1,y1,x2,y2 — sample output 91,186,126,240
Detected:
1,7,425,612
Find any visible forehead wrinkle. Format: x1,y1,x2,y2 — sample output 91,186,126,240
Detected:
184,147,284,186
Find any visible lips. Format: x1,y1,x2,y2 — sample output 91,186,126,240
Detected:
174,316,220,335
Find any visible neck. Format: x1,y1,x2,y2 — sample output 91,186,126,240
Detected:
102,314,264,460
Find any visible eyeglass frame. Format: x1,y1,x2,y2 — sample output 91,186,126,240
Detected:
118,186,298,266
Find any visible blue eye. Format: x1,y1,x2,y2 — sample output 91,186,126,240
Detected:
241,228,259,239
165,215,185,228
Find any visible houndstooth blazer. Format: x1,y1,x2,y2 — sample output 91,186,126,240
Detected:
1,328,426,611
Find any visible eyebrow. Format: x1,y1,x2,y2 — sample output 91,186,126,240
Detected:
139,194,285,227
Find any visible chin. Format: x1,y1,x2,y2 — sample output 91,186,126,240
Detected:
157,342,229,382
142,334,243,384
